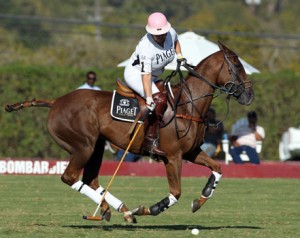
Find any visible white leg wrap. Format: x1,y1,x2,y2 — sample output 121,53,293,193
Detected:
212,171,222,187
71,181,103,204
168,194,178,207
96,186,123,211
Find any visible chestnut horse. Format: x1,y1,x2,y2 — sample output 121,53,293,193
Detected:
5,42,254,220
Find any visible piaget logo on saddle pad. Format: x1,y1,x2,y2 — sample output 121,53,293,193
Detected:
119,99,130,107
116,103,138,117
111,91,142,123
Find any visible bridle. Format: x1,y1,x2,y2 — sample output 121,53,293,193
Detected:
222,53,252,98
164,49,252,138
180,51,252,98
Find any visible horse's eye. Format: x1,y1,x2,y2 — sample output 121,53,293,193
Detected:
233,61,241,68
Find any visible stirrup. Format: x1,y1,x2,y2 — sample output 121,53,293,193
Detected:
143,138,166,156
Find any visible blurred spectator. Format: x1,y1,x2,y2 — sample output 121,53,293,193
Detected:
77,71,101,90
201,108,224,158
115,149,142,162
279,127,300,161
229,111,265,164
107,142,142,162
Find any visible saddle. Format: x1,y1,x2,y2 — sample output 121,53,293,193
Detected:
111,79,172,125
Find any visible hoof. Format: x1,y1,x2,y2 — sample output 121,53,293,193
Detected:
119,204,137,223
192,199,201,213
131,206,148,216
101,208,111,222
192,197,208,213
123,211,137,223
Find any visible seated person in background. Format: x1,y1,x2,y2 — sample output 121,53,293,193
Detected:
115,149,142,162
77,71,101,91
229,111,265,164
201,108,224,158
107,142,142,162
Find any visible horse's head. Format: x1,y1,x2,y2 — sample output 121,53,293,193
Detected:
217,41,254,105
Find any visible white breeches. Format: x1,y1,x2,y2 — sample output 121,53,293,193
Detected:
124,66,160,98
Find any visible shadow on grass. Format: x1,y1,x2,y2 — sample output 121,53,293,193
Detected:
62,224,263,231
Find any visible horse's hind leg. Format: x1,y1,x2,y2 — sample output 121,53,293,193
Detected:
58,140,111,219
61,152,107,207
187,151,222,213
82,138,137,223
62,153,117,221
81,138,111,221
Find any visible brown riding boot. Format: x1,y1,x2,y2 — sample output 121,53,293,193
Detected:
142,92,167,156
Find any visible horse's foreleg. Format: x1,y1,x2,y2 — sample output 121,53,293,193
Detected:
132,157,182,216
189,151,222,213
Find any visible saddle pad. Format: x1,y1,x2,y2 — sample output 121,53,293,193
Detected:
110,90,142,123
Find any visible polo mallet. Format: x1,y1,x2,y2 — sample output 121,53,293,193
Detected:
83,111,148,221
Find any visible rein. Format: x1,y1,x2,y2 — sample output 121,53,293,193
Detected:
164,50,245,138
180,60,232,128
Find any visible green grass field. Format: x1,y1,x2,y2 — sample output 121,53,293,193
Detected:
0,175,299,238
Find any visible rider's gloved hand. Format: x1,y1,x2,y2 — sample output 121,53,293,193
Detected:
146,97,156,112
176,53,187,65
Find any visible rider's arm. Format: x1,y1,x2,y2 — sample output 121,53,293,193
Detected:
175,40,183,58
142,73,152,98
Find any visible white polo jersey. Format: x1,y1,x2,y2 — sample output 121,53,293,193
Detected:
125,28,178,78
77,83,101,91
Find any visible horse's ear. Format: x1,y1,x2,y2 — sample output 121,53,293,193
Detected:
218,41,237,56
218,41,228,52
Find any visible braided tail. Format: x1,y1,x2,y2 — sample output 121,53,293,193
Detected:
5,98,55,112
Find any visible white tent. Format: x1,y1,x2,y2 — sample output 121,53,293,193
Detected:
117,31,260,75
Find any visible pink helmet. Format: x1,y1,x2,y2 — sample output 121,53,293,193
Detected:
145,12,171,35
